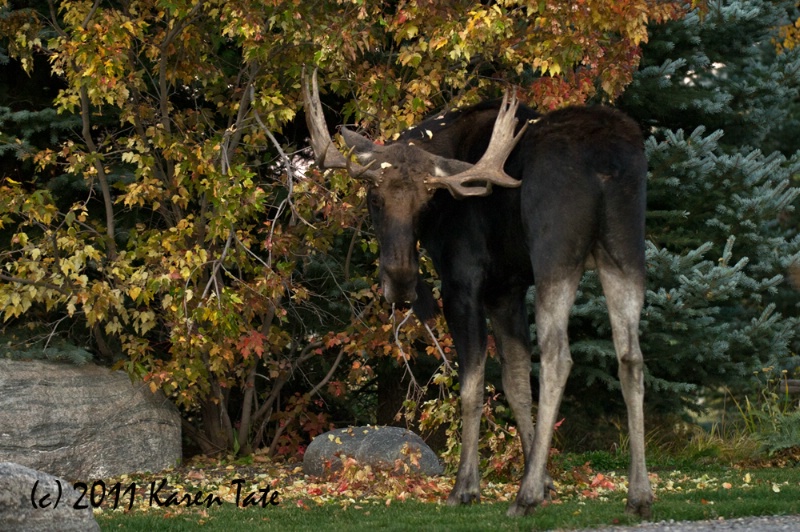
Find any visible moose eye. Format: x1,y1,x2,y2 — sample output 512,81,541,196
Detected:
368,192,384,211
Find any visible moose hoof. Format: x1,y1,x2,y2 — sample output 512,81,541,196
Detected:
625,498,653,519
506,499,540,517
446,491,480,506
544,474,556,499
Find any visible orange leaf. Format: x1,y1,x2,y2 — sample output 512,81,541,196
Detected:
590,473,605,487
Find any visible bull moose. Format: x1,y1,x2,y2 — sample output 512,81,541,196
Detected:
302,69,652,518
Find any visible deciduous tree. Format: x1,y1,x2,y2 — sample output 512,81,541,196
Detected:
0,0,689,455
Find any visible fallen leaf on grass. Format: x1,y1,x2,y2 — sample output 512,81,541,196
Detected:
95,452,752,516
590,473,616,490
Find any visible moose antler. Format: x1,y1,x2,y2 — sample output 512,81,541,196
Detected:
424,91,528,198
302,67,381,183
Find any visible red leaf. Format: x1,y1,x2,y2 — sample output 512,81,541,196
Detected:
236,330,267,358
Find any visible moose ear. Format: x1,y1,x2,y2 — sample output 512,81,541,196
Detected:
340,127,381,162
430,154,473,177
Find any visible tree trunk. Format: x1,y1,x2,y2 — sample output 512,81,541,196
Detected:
199,397,232,454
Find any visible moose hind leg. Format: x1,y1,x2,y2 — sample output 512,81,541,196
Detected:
508,273,581,517
597,258,652,518
488,292,557,502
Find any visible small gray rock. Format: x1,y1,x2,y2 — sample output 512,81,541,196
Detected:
0,462,100,532
303,426,443,477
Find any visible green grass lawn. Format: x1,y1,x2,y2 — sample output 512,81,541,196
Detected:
95,463,800,531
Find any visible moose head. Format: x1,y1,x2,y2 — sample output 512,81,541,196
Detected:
302,68,527,306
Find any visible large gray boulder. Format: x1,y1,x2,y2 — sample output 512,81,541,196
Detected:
0,359,181,480
303,426,442,477
0,462,100,532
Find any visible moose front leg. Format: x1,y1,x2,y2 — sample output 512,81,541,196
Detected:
448,351,487,505
443,287,488,506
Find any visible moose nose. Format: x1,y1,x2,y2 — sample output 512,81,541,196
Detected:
382,280,418,305
381,265,418,305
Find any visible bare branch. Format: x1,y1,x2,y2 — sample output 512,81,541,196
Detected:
81,0,102,29
237,303,278,456
249,337,323,427
79,86,117,259
0,273,70,295
200,229,234,301
306,349,345,398
423,322,452,372
46,0,67,38
250,84,316,265
344,216,364,281
224,63,259,162
393,306,420,392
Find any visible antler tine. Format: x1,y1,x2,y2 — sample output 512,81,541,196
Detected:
302,66,381,183
302,66,346,169
426,90,528,198
345,145,378,179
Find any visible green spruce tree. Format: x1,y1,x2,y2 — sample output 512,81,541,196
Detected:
556,0,800,438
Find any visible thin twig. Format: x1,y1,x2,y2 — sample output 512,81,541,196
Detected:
200,229,234,300
307,349,346,398
344,215,364,281
234,232,270,269
43,315,71,351
424,322,452,371
392,305,420,391
249,86,315,266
